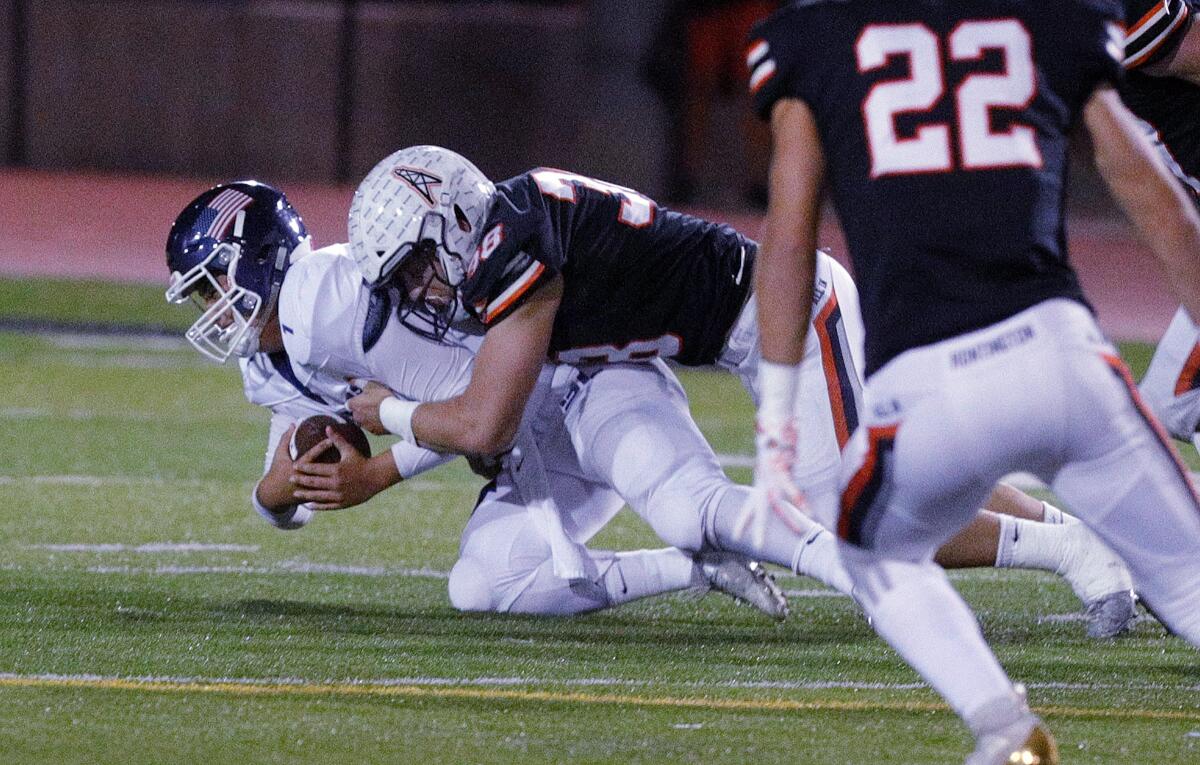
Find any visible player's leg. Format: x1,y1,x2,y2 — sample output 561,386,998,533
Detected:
1052,344,1200,643
567,360,854,594
834,312,1101,752
935,485,1136,638
1138,305,1200,446
449,476,707,615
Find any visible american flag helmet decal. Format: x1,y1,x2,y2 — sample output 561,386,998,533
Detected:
195,188,254,240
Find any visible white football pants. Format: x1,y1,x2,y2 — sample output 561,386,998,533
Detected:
448,251,867,615
840,298,1200,643
1140,305,1200,444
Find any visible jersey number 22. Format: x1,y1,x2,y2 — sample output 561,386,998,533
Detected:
858,19,1042,178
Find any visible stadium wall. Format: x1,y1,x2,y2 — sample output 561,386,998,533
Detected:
8,0,671,193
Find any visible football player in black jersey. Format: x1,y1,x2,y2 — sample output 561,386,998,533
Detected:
747,1,1200,763
1122,1,1200,448
344,145,876,593
345,145,1142,641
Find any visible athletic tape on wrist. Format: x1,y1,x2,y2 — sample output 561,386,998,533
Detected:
379,396,419,443
758,360,802,423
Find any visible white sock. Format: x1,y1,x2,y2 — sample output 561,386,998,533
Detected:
994,515,1065,573
1039,501,1076,526
602,548,700,606
841,543,1017,721
503,548,699,615
792,525,855,595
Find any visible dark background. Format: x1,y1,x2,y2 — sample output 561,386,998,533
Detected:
0,2,692,194
0,1,1114,210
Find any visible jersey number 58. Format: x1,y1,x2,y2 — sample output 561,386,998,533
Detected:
532,169,656,228
858,19,1042,178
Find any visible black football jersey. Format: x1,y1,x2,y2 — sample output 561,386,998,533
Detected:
1122,0,1200,191
459,169,754,366
749,0,1122,375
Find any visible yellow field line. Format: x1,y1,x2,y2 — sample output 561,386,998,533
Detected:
0,675,1197,721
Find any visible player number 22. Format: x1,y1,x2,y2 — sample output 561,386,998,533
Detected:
858,19,1042,178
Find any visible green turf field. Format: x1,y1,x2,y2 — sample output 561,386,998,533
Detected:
0,279,1197,764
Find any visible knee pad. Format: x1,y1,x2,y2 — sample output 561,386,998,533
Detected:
447,557,497,612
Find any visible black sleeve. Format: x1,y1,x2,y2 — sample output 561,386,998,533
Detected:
468,247,553,327
1072,0,1128,87
459,177,562,327
747,7,805,121
1125,0,1195,68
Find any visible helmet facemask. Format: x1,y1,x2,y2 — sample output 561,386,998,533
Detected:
165,241,282,362
391,210,472,341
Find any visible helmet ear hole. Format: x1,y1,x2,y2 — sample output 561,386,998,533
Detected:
453,204,472,233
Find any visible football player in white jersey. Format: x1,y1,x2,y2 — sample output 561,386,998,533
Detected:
343,148,1137,637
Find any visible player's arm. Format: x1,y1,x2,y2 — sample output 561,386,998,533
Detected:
756,97,825,367
1130,1,1200,81
252,416,313,529
742,96,827,531
352,275,563,456
1086,84,1200,320
289,436,404,511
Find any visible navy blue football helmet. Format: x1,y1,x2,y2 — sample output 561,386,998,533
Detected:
165,181,309,362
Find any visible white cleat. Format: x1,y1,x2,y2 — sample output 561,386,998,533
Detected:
1055,522,1137,638
696,551,789,620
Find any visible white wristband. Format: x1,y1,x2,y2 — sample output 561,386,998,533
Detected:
379,396,420,443
757,360,801,423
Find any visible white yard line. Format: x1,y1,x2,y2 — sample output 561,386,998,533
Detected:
0,671,1194,695
0,408,177,422
44,334,186,351
28,542,259,553
83,562,450,579
0,475,219,487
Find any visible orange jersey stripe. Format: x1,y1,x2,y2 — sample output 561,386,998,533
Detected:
814,293,851,449
1130,0,1166,37
838,424,898,540
1173,342,1200,396
483,261,545,324
1103,352,1200,509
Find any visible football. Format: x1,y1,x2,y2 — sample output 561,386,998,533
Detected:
289,414,372,463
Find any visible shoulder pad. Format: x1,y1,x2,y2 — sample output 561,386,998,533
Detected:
278,247,361,366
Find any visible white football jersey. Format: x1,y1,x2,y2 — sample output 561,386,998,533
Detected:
278,244,483,478
239,348,355,530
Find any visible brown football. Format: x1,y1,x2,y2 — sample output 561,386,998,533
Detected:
289,414,372,463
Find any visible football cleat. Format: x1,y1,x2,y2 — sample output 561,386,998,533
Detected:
966,720,1059,765
966,688,1058,765
695,551,789,620
1055,521,1137,638
1083,590,1139,640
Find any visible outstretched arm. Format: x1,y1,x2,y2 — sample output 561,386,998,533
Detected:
351,275,563,456
741,96,828,539
1086,85,1200,320
755,97,825,366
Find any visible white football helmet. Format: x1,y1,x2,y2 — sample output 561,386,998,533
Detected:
350,145,495,283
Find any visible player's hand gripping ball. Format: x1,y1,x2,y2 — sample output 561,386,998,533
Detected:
289,415,372,463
